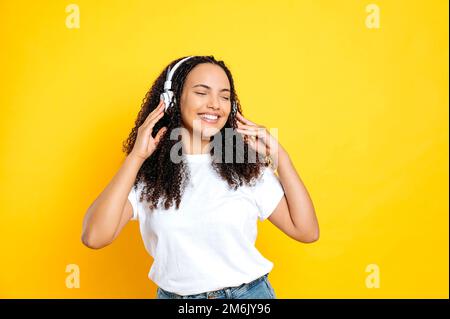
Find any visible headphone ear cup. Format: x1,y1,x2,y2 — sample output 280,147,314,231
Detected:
160,92,171,111
167,91,175,110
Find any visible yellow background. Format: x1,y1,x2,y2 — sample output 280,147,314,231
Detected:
0,0,448,298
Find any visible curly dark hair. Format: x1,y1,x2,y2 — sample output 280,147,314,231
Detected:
122,55,269,211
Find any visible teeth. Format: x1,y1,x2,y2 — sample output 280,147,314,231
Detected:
199,114,218,120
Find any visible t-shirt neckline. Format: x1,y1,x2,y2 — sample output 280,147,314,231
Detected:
183,153,212,163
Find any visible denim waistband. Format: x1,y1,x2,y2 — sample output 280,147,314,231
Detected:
159,273,269,299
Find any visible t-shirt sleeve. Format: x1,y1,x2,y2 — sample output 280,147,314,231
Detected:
127,183,140,221
252,166,285,221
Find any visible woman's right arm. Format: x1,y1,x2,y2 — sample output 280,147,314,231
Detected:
81,98,167,249
81,154,144,249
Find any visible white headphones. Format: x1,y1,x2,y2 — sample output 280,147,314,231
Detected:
160,56,237,115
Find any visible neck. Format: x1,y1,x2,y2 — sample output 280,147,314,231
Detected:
181,129,211,155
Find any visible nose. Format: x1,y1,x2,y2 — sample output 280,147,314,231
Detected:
207,96,220,110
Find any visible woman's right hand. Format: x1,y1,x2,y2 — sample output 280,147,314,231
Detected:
130,99,168,161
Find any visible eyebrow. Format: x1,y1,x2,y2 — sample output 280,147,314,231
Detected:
192,84,230,93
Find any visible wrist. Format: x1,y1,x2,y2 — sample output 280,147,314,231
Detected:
127,152,146,167
268,143,288,171
277,145,289,162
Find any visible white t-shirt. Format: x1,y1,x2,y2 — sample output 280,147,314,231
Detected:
127,153,285,296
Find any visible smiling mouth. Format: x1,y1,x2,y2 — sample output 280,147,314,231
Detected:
198,113,220,124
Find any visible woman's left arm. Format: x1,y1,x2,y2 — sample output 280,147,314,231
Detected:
274,144,320,243
236,112,320,243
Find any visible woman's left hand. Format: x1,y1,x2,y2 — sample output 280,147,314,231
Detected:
235,111,280,167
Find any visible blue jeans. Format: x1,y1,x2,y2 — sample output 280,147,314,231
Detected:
156,273,277,299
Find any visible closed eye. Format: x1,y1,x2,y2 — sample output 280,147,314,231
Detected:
195,92,230,101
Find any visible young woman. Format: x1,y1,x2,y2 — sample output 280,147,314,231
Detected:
81,55,319,299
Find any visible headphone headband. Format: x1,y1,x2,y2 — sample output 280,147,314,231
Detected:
163,56,195,91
